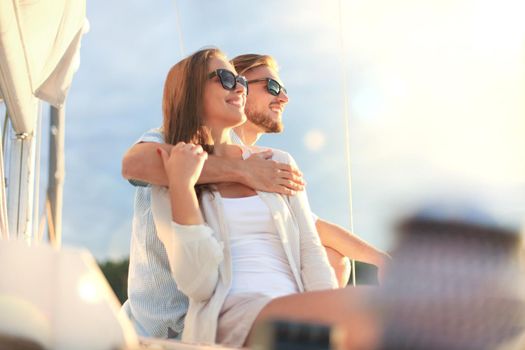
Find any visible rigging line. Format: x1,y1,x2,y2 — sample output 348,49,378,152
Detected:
46,197,56,245
2,110,8,157
16,138,23,238
0,109,9,239
0,120,7,238
338,0,357,287
32,102,43,243
172,0,186,57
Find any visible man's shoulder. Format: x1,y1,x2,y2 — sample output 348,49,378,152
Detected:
136,127,165,144
249,145,295,165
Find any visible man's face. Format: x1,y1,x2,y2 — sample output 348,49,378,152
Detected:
243,66,289,133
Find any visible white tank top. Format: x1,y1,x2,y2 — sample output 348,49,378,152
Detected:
221,195,299,298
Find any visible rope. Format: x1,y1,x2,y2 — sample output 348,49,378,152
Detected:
2,110,8,154
172,0,186,57
46,197,56,245
0,109,8,238
32,102,43,242
337,0,357,287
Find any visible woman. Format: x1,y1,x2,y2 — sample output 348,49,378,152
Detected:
152,48,367,347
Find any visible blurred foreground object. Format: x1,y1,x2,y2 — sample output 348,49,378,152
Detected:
249,320,331,350
379,204,525,350
0,239,138,350
249,295,381,350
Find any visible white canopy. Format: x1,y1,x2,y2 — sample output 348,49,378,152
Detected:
0,0,88,134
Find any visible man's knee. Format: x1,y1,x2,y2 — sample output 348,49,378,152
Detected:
325,246,351,288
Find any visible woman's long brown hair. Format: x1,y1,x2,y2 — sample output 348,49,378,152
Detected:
162,48,225,195
162,47,225,149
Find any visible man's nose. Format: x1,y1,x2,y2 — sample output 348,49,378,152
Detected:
278,90,289,103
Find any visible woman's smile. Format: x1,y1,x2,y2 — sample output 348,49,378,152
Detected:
226,96,245,108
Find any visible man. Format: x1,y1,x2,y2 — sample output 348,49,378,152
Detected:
121,54,388,339
229,54,387,279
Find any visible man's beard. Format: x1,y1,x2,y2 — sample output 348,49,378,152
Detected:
245,107,284,134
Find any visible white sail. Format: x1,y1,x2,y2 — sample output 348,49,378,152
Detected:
0,0,88,134
0,0,88,241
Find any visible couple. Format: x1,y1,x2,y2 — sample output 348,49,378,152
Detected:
121,49,386,347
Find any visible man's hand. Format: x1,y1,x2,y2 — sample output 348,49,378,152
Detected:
238,150,305,195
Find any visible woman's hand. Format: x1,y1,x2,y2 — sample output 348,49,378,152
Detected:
158,142,208,190
157,142,207,225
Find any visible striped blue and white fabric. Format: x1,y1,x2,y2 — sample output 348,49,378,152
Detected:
122,128,188,339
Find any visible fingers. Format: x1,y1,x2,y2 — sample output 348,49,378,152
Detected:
272,185,297,196
175,142,198,152
249,149,273,160
276,162,303,178
276,178,304,192
174,141,187,150
278,187,295,196
193,144,204,154
276,169,305,186
171,142,207,156
186,143,205,155
190,144,208,161
274,164,305,190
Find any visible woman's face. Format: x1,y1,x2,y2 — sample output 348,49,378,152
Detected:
202,56,247,130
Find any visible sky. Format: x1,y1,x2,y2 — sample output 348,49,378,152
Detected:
8,0,523,261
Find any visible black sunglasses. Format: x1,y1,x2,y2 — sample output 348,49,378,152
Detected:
207,69,248,94
247,78,287,97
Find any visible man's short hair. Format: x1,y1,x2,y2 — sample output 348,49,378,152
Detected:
231,54,279,75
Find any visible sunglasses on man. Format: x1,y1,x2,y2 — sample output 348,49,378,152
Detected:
208,69,249,94
247,78,287,97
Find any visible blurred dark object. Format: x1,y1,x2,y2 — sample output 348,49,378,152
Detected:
0,333,45,350
379,214,525,350
98,258,129,304
349,261,379,286
249,319,331,350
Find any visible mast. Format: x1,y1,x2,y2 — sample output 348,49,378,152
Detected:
46,105,65,247
6,111,38,242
